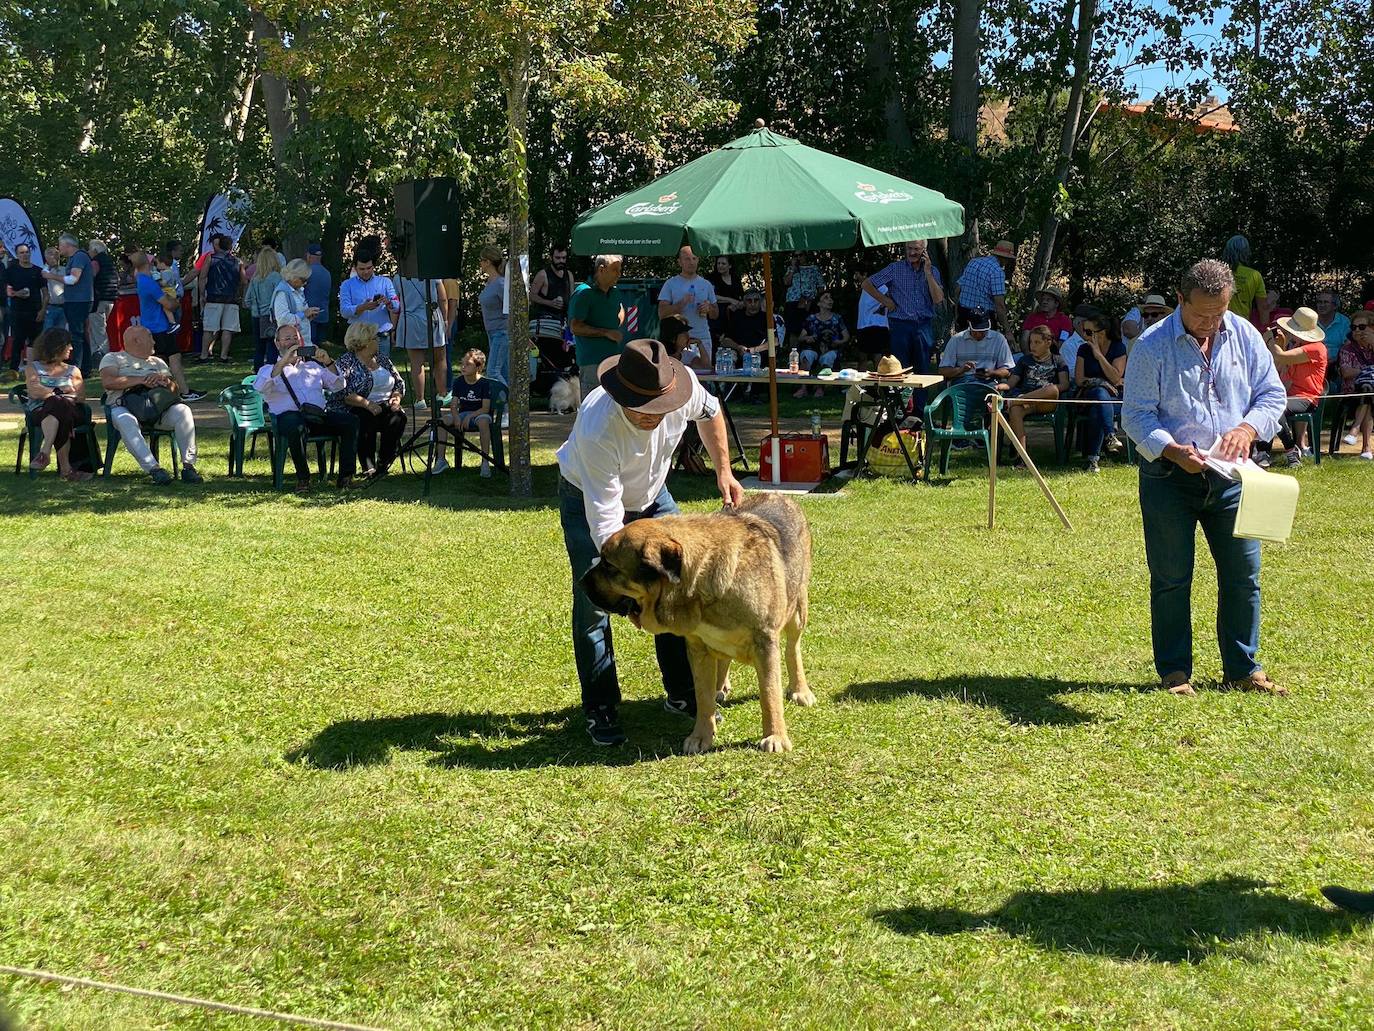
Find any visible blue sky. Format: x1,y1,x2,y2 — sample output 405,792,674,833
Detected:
1117,2,1231,101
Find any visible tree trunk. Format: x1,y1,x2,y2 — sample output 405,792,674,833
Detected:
505,41,533,498
865,12,913,150
947,0,983,284
252,10,294,170
1028,0,1096,297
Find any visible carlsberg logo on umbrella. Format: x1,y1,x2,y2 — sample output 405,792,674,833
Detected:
855,182,914,205
626,192,682,218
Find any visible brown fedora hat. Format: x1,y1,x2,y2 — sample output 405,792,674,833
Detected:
597,338,694,414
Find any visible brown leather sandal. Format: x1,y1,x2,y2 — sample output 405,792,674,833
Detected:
1224,671,1287,696
1162,672,1195,696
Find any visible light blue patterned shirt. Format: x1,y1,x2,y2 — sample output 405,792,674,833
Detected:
955,255,1006,311
1123,307,1285,462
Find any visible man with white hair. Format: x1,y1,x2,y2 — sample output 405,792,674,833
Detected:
569,254,626,397
861,239,945,383
41,233,95,375
1123,258,1287,698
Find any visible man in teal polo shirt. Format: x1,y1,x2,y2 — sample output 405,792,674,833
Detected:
569,254,625,396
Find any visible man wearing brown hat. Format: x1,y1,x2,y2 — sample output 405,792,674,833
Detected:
557,338,745,746
953,240,1014,336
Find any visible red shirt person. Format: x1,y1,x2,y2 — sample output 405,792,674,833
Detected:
1261,306,1327,466
1020,285,1073,350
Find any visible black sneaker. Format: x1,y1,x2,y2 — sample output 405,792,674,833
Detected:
584,706,625,746
663,698,724,725
181,464,203,484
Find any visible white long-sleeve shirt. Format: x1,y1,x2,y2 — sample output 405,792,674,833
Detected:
556,368,719,548
253,361,346,416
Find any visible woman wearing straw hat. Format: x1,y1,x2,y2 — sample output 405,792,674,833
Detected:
556,339,744,746
1258,306,1326,467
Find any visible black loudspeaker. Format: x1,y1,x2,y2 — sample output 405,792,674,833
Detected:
392,177,463,279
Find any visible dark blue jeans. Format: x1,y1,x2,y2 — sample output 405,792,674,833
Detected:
1138,458,1262,681
1079,385,1117,458
64,301,93,375
889,318,934,411
559,476,694,712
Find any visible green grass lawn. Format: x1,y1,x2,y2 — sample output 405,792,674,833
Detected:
3,432,1374,1029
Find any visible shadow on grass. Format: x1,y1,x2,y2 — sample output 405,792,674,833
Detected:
285,698,721,770
875,876,1354,963
839,674,1142,726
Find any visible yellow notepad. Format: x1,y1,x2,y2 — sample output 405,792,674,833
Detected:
1202,441,1301,543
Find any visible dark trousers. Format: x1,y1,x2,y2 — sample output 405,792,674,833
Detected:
63,301,93,375
253,333,280,370
889,318,934,411
559,476,694,712
8,311,39,369
356,405,407,472
1138,459,1261,682
31,394,91,449
277,410,358,484
1079,385,1118,458
1255,397,1315,451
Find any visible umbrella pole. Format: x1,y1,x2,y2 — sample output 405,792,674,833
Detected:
762,252,781,484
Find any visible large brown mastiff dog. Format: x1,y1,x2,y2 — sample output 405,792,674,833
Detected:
581,494,814,754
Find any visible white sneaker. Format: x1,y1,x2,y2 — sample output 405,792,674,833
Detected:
1344,434,1358,446
415,399,428,411
480,462,492,478
500,413,509,429
437,392,453,406
1361,451,1373,461
431,457,450,475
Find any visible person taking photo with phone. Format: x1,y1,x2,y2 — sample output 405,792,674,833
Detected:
252,324,361,493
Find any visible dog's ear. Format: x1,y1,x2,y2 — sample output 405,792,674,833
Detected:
641,538,683,584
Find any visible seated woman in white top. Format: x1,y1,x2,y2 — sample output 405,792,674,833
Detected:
99,325,201,485
253,323,360,493
331,321,408,477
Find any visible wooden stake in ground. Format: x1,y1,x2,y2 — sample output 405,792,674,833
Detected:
987,394,1074,531
988,392,1001,528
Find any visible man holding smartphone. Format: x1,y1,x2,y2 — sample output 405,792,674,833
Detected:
4,243,45,377
339,250,399,357
862,239,945,409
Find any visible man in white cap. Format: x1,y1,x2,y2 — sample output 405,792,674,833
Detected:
557,338,744,746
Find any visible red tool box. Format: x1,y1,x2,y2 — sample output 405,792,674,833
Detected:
758,434,830,483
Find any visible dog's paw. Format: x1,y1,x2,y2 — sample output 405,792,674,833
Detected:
716,679,732,705
758,734,793,754
683,732,716,755
788,688,816,707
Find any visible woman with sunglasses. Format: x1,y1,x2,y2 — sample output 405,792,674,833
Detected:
1338,312,1374,459
1074,314,1127,472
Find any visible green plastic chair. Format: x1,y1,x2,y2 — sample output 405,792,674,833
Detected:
998,405,1070,464
268,411,338,489
923,382,994,478
101,393,179,478
9,384,103,478
1288,395,1329,465
218,383,270,476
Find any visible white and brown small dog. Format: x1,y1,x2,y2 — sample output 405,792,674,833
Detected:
549,375,582,415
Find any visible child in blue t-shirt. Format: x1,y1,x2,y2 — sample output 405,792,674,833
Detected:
446,348,495,477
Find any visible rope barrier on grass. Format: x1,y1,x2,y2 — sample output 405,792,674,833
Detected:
0,965,386,1031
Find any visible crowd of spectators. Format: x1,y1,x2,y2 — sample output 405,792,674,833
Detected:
6,226,1373,488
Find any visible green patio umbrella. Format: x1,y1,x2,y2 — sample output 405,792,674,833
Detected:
571,122,964,479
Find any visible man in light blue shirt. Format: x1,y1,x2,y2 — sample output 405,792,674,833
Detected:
1123,258,1287,698
338,251,398,355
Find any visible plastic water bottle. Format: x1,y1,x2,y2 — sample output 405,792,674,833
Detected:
715,348,728,376
788,347,800,374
